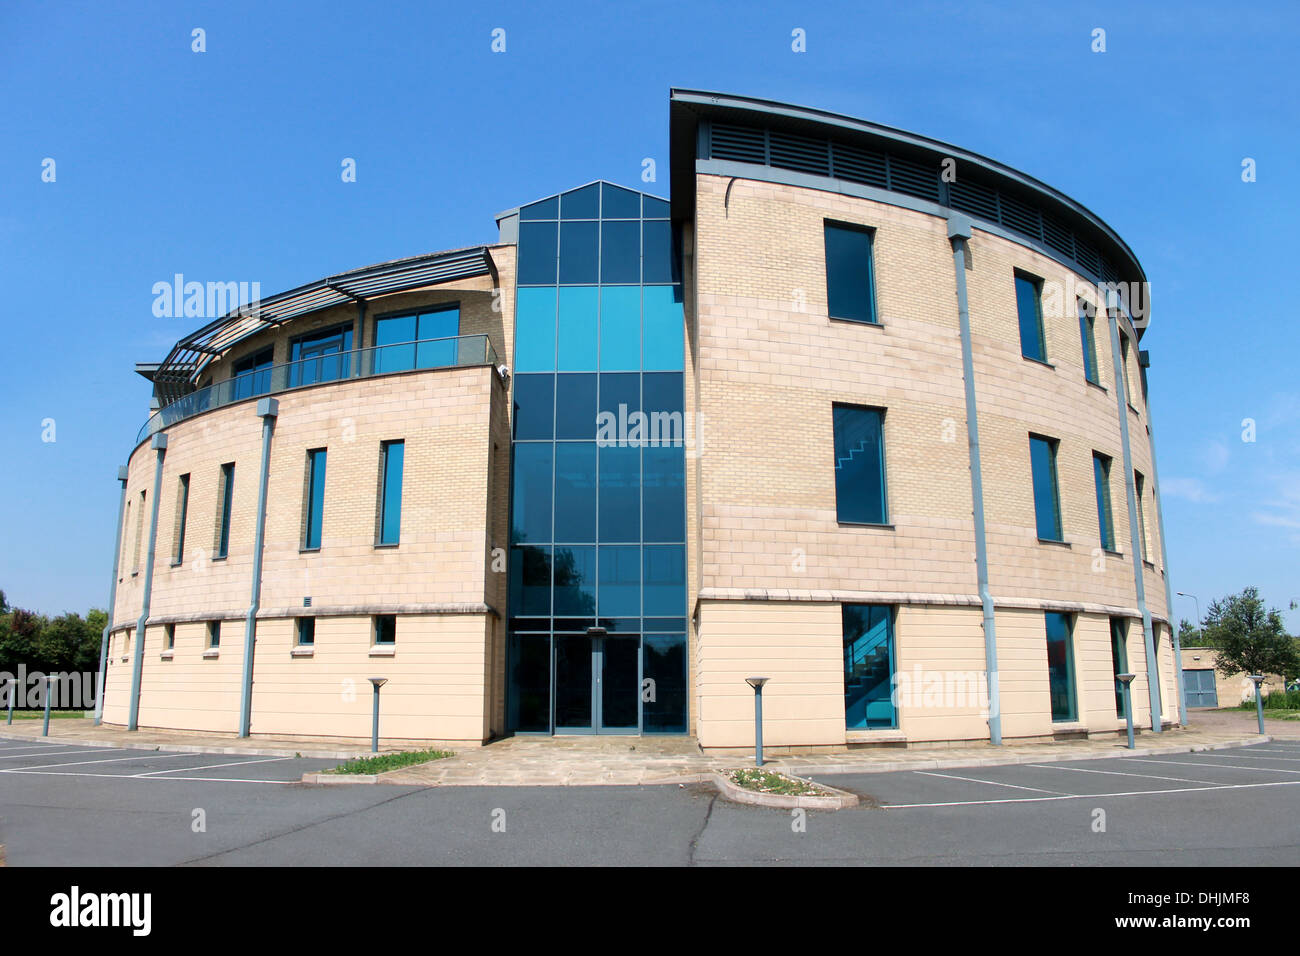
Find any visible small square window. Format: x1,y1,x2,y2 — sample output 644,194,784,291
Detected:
207,621,221,649
373,615,396,645
296,617,315,646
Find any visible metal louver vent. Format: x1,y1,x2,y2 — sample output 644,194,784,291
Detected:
830,142,888,188
768,131,830,176
948,179,999,221
710,124,767,164
886,156,941,202
999,193,1042,240
1041,215,1075,258
1074,241,1101,276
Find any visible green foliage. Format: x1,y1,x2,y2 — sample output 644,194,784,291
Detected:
1202,587,1300,680
330,748,454,775
1178,617,1209,647
0,589,106,699
1239,689,1300,711
726,768,828,796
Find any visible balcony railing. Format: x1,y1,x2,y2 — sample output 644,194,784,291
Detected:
135,334,498,447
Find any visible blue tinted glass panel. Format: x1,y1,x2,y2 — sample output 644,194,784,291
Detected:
561,183,600,219
415,307,460,368
1110,618,1128,717
305,449,327,549
515,288,556,372
509,546,551,616
598,373,640,441
843,604,897,729
643,545,685,616
555,373,597,440
218,463,233,557
511,442,553,544
1094,454,1114,551
643,196,670,218
374,314,416,373
518,221,558,285
554,443,597,542
643,634,686,732
602,183,642,218
643,447,685,542
598,545,640,617
642,372,683,422
1016,274,1046,361
557,286,598,371
559,221,599,284
599,287,640,370
1078,300,1099,384
520,196,558,220
379,441,404,545
1030,436,1062,540
231,348,273,400
1045,612,1077,721
642,285,684,370
512,373,554,441
833,406,887,524
642,220,677,285
290,326,353,386
553,545,596,615
598,445,640,542
600,220,640,284
508,633,551,732
825,224,876,324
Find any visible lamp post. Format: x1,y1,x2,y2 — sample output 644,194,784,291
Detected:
1248,675,1267,735
1175,591,1202,638
368,678,388,753
1116,673,1137,749
5,678,15,725
42,674,54,737
745,677,769,767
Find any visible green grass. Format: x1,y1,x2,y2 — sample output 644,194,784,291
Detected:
330,748,453,775
1238,689,1300,711
5,711,87,720
725,768,829,796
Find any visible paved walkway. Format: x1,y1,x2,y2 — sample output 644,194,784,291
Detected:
0,719,377,759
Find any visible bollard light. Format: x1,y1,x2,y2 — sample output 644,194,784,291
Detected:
746,677,769,767
1248,675,1267,735
42,673,54,736
368,678,388,753
1116,673,1137,749
5,678,15,726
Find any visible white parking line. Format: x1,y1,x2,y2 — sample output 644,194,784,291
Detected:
1190,752,1300,763
1,752,193,772
134,756,291,776
1,769,291,785
913,770,1065,795
0,748,123,761
1025,764,1224,786
884,779,1299,809
1127,757,1300,774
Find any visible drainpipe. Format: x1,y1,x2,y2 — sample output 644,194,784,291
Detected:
947,215,1001,745
128,434,167,731
1141,349,1188,726
94,466,130,726
238,398,279,737
1107,300,1161,732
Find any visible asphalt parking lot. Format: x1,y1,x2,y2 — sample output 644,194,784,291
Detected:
1,738,1297,865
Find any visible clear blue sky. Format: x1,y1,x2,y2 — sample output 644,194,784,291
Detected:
2,0,1296,632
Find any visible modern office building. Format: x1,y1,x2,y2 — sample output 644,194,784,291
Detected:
101,90,1183,750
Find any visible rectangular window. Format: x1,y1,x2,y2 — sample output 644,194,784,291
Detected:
1119,329,1135,405
1044,611,1077,722
207,620,221,649
1078,298,1099,384
1029,435,1063,541
231,346,274,400
1135,470,1149,560
843,604,897,729
296,617,315,646
373,304,461,373
377,441,404,545
1110,617,1128,718
1015,272,1047,362
373,614,396,645
833,405,888,524
303,448,327,550
165,623,176,651
173,474,190,565
824,222,878,324
290,324,353,386
1093,453,1115,552
216,463,234,558
133,489,146,572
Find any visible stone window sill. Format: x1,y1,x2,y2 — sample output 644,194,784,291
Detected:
203,649,220,659
1037,537,1071,548
369,645,396,657
160,651,174,661
291,646,314,658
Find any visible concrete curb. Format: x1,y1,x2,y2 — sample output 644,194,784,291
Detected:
301,772,378,785
710,770,859,810
0,730,376,761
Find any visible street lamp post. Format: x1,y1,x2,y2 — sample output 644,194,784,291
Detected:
1248,675,1267,735
1176,591,1202,637
368,678,388,753
1116,673,1137,749
42,674,54,736
745,677,769,767
5,678,15,725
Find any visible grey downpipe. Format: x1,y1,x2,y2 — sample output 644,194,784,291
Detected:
239,398,279,737
1107,304,1161,731
128,434,168,731
947,215,1001,745
94,465,130,725
1142,352,1188,725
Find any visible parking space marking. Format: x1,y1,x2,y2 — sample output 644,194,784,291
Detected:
883,779,1300,809
1190,752,1300,763
135,756,291,776
913,770,1065,795
1,752,196,772
0,743,89,753
2,768,292,785
1025,764,1224,786
0,748,123,762
1127,757,1300,774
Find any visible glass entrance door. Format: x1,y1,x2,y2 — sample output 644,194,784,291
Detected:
551,633,641,733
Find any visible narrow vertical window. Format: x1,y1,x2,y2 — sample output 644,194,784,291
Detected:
133,489,146,573
303,448,327,550
164,623,176,651
1015,272,1047,362
1044,611,1077,722
216,463,234,558
173,474,190,565
207,620,221,649
1078,298,1099,384
1135,470,1149,560
377,440,405,546
1110,617,1128,718
824,222,878,324
1029,435,1063,541
1119,329,1135,404
832,405,887,524
1093,453,1115,552
296,617,315,646
843,604,897,729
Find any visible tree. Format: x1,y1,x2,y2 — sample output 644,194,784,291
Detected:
1202,587,1300,683
1178,617,1205,647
